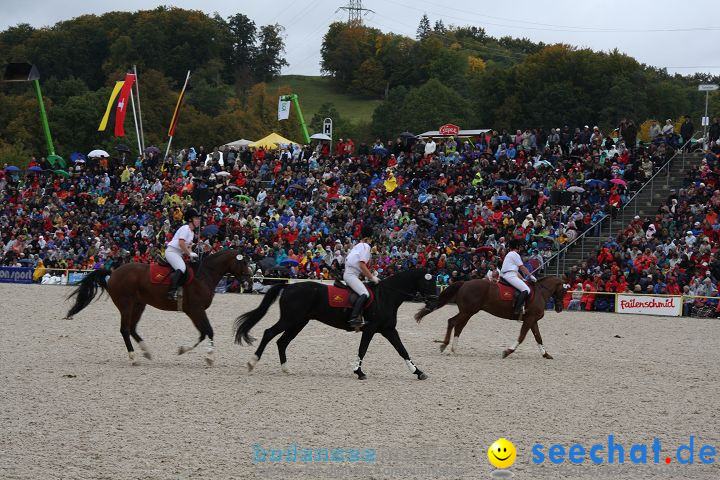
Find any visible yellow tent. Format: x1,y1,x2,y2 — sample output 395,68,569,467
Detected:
249,132,298,149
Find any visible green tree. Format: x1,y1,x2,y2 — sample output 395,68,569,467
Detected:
416,14,431,40
226,13,257,86
253,24,288,83
350,58,386,97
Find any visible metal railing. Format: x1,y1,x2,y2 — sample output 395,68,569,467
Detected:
540,133,701,276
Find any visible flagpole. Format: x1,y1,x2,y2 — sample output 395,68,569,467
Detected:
129,83,142,159
164,70,191,166
133,65,145,154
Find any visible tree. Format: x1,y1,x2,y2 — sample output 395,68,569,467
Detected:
433,20,446,34
416,14,431,40
321,22,380,88
399,79,470,133
253,24,288,83
226,13,257,86
350,58,386,97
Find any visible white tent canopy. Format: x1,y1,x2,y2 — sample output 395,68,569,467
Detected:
224,138,253,148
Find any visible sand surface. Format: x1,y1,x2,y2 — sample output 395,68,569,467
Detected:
1,283,718,479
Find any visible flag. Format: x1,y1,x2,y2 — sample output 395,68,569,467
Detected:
278,97,291,120
98,81,124,132
114,73,136,137
168,72,190,137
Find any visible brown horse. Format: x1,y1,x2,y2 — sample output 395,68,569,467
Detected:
65,249,251,365
415,276,566,359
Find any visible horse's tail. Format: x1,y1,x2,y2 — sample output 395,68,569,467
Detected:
65,269,111,319
414,281,465,322
234,283,287,345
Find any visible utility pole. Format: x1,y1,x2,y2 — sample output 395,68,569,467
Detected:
698,83,718,149
337,0,374,25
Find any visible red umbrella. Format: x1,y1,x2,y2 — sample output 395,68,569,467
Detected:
610,178,627,186
476,246,496,253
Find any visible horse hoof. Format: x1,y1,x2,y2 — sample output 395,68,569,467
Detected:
178,346,187,355
281,363,292,374
247,354,259,372
502,349,514,359
354,368,367,380
439,344,447,353
417,372,428,380
205,353,215,366
543,353,554,360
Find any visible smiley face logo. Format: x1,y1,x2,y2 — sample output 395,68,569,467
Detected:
488,438,516,469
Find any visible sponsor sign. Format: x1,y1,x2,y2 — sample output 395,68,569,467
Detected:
615,294,682,317
0,266,34,284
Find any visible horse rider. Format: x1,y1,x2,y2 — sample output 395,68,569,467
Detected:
165,207,201,300
501,238,536,315
343,224,380,328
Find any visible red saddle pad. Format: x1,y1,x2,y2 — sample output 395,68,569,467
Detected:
326,285,374,309
497,282,534,302
149,263,195,286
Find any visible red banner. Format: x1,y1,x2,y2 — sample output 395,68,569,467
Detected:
439,123,460,136
114,73,136,137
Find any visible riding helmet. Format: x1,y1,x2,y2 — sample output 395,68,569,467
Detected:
185,207,201,222
361,224,374,239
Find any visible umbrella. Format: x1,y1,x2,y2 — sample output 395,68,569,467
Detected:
280,259,299,267
74,159,86,164
310,133,331,141
495,195,511,201
371,146,388,156
5,165,20,172
399,131,416,138
216,171,231,177
493,180,508,186
88,149,109,158
567,186,585,193
508,179,523,185
54,169,71,178
534,160,553,168
144,146,160,154
201,224,220,236
585,179,606,187
234,194,251,203
115,144,131,153
476,246,496,253
70,152,86,162
258,257,277,272
28,166,44,173
610,178,627,186
225,185,241,192
522,187,539,195
288,183,306,191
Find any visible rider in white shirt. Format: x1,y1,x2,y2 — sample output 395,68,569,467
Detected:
501,238,536,314
343,225,379,328
165,208,201,300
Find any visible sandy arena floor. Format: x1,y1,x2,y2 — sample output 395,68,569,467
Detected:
1,283,719,480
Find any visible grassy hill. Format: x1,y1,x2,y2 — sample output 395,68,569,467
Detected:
266,75,381,125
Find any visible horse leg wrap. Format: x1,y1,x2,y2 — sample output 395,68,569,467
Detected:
537,344,546,356
405,359,417,374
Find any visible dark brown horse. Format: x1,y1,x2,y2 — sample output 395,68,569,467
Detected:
415,276,566,359
65,249,251,365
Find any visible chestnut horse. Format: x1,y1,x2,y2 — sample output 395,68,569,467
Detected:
415,276,566,359
65,249,251,365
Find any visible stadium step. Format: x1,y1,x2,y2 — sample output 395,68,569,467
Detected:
545,152,706,275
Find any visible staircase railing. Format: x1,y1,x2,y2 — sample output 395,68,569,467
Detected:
539,134,699,276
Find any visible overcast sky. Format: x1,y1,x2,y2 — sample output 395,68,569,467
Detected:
2,0,719,78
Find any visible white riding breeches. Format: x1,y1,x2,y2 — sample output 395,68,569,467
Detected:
501,271,530,293
343,270,369,297
165,246,186,273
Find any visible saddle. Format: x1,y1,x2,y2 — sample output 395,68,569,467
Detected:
327,280,374,309
497,278,534,302
149,262,195,286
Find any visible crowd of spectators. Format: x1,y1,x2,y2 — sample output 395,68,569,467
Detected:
1,117,715,312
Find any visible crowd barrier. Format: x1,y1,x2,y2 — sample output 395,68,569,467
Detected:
5,268,719,319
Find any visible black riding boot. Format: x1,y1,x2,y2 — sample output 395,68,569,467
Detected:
167,269,183,300
348,294,368,328
514,290,529,315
